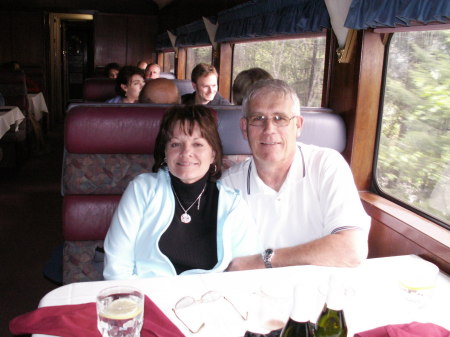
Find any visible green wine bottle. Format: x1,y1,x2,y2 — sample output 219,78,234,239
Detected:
280,284,316,337
315,275,348,337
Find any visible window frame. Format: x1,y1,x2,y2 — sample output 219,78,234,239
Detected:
372,26,450,230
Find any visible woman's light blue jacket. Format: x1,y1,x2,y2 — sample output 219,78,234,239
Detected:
103,169,260,280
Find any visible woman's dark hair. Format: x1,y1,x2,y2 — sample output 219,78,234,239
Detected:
152,105,223,181
104,62,120,76
115,66,144,97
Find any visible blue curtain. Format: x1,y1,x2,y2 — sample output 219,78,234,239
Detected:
155,31,173,51
345,0,450,29
174,19,211,47
215,0,330,42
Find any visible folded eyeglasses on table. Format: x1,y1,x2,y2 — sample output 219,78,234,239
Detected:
172,290,248,334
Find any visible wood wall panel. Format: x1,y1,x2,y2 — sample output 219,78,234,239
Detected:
0,13,13,62
362,192,450,275
126,15,157,65
0,11,45,68
94,14,157,68
94,14,128,67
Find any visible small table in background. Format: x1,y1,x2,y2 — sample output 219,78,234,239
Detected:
27,92,48,122
0,106,25,139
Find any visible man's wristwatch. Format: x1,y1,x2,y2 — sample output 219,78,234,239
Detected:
262,248,274,268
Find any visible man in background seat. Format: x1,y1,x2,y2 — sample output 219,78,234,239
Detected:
222,79,370,270
182,63,230,106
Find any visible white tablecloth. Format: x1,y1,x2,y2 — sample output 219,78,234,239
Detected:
33,255,450,337
27,92,48,122
0,106,25,139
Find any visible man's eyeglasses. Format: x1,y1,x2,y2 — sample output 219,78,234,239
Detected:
247,114,296,127
172,291,248,334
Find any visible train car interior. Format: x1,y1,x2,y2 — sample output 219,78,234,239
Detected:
0,0,449,336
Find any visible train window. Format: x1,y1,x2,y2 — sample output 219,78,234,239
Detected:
376,29,450,228
163,52,175,73
232,36,326,107
186,46,212,79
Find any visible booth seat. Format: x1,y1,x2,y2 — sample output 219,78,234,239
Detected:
62,104,346,284
82,78,117,102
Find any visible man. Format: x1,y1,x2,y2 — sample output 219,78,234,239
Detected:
222,79,370,270
144,63,161,80
182,63,231,105
138,78,180,104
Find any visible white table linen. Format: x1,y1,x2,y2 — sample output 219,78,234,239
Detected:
0,106,25,139
27,92,48,122
33,255,450,337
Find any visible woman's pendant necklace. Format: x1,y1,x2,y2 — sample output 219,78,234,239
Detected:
172,182,207,224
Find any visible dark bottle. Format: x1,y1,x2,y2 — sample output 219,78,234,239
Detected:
315,275,348,337
280,284,315,337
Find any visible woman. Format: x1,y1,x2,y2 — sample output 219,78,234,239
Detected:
103,105,260,279
106,65,145,103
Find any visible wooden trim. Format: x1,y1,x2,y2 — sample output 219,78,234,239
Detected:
157,52,163,67
176,47,186,79
361,192,450,274
350,30,385,190
218,42,232,101
374,23,450,33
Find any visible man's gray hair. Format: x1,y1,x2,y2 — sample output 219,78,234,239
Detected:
242,79,301,117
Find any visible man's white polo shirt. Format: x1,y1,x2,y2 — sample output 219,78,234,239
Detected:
221,144,371,249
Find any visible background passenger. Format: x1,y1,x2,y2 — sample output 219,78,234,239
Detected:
181,63,231,106
144,63,161,80
104,62,120,79
1,61,41,93
103,105,259,279
138,78,181,104
232,67,273,105
106,66,145,103
137,60,148,71
222,79,370,271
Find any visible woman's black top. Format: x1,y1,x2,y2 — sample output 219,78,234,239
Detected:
159,172,219,274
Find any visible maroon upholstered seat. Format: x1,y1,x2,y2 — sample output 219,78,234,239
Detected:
82,78,117,102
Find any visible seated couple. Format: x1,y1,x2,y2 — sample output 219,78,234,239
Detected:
103,79,371,280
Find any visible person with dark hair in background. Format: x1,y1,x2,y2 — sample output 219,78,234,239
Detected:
106,66,145,103
1,61,41,93
138,78,180,104
104,63,121,79
144,63,161,80
103,105,259,279
232,67,273,105
181,63,231,106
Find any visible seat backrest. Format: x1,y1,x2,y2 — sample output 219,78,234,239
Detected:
61,104,346,283
159,72,175,79
174,79,195,96
82,78,117,102
0,69,28,112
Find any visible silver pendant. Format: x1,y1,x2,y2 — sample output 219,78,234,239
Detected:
181,213,191,223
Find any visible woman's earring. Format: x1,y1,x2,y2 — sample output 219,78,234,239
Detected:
211,164,217,174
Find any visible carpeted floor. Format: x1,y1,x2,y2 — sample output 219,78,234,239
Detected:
0,123,64,337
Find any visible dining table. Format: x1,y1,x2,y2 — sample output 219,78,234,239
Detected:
27,92,48,122
31,255,450,337
0,106,25,139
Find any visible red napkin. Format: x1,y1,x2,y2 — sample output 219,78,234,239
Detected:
354,322,450,337
9,295,185,337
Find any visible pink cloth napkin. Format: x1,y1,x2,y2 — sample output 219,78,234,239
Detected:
9,295,185,337
354,322,450,337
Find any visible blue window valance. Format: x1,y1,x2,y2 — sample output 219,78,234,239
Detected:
174,19,211,47
155,31,174,51
345,0,450,29
215,0,330,43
